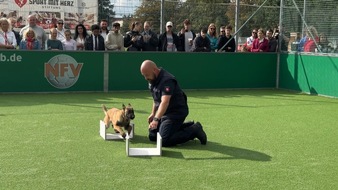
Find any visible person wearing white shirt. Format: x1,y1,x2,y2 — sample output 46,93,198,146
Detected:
62,30,77,50
56,19,66,41
0,18,17,49
244,28,258,52
19,14,47,50
100,19,109,40
74,23,88,50
105,22,124,51
178,19,196,52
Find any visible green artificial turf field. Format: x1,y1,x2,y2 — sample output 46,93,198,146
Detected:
0,89,337,189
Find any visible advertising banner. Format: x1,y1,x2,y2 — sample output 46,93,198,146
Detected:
0,0,97,30
0,51,104,92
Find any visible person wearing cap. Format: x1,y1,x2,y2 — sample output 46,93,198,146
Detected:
178,19,196,52
56,19,65,41
141,21,158,51
158,21,182,52
105,22,124,51
19,14,46,49
124,21,143,51
84,24,105,51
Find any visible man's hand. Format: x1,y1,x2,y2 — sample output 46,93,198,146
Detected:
131,36,137,42
149,120,158,130
147,114,154,124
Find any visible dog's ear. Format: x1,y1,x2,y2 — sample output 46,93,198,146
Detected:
128,103,131,106
122,104,126,110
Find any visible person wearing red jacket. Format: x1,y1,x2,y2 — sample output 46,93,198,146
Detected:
303,26,319,53
251,28,269,52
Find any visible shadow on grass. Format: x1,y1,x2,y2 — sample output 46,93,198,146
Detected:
115,134,271,161
164,141,271,161
102,134,149,143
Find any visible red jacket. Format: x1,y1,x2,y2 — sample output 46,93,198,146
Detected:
303,37,319,52
251,38,269,52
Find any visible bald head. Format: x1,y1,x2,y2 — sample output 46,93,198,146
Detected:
141,60,157,72
140,60,160,83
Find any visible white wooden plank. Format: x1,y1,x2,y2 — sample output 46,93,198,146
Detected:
126,133,162,156
100,120,134,140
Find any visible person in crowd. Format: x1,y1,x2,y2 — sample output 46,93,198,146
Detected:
318,33,330,53
74,23,88,50
55,19,65,42
297,30,308,52
219,26,226,37
99,19,109,40
50,13,59,27
7,17,21,46
217,24,235,52
19,28,40,50
124,21,143,51
141,21,158,51
243,28,257,52
273,25,290,51
303,26,319,53
0,17,17,49
178,19,196,52
266,29,277,52
85,24,105,51
251,28,269,52
158,21,181,52
206,23,218,52
47,28,63,50
140,59,207,147
62,29,76,50
19,14,46,49
105,22,124,51
55,19,66,42
191,27,211,52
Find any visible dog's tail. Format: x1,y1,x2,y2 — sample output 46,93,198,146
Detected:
102,104,108,115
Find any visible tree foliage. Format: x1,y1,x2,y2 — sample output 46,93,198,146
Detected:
98,0,115,24
128,0,280,35
121,0,338,38
178,0,231,32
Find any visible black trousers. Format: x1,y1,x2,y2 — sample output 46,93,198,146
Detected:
149,116,196,147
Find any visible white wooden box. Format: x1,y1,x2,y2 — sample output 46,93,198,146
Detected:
99,120,134,140
126,133,162,157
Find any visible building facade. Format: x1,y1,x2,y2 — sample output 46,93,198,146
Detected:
111,0,143,18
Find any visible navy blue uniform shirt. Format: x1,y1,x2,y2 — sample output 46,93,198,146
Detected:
149,68,188,119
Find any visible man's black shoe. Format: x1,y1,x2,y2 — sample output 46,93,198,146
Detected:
193,122,207,145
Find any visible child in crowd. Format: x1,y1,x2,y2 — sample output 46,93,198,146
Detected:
62,30,76,50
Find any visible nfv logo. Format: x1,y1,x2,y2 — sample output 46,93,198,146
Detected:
45,54,83,89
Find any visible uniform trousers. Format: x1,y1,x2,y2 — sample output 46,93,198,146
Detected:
149,115,196,147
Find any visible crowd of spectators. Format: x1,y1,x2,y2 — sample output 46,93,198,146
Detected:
0,14,336,53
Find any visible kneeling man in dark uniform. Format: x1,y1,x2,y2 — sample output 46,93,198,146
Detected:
140,60,207,147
